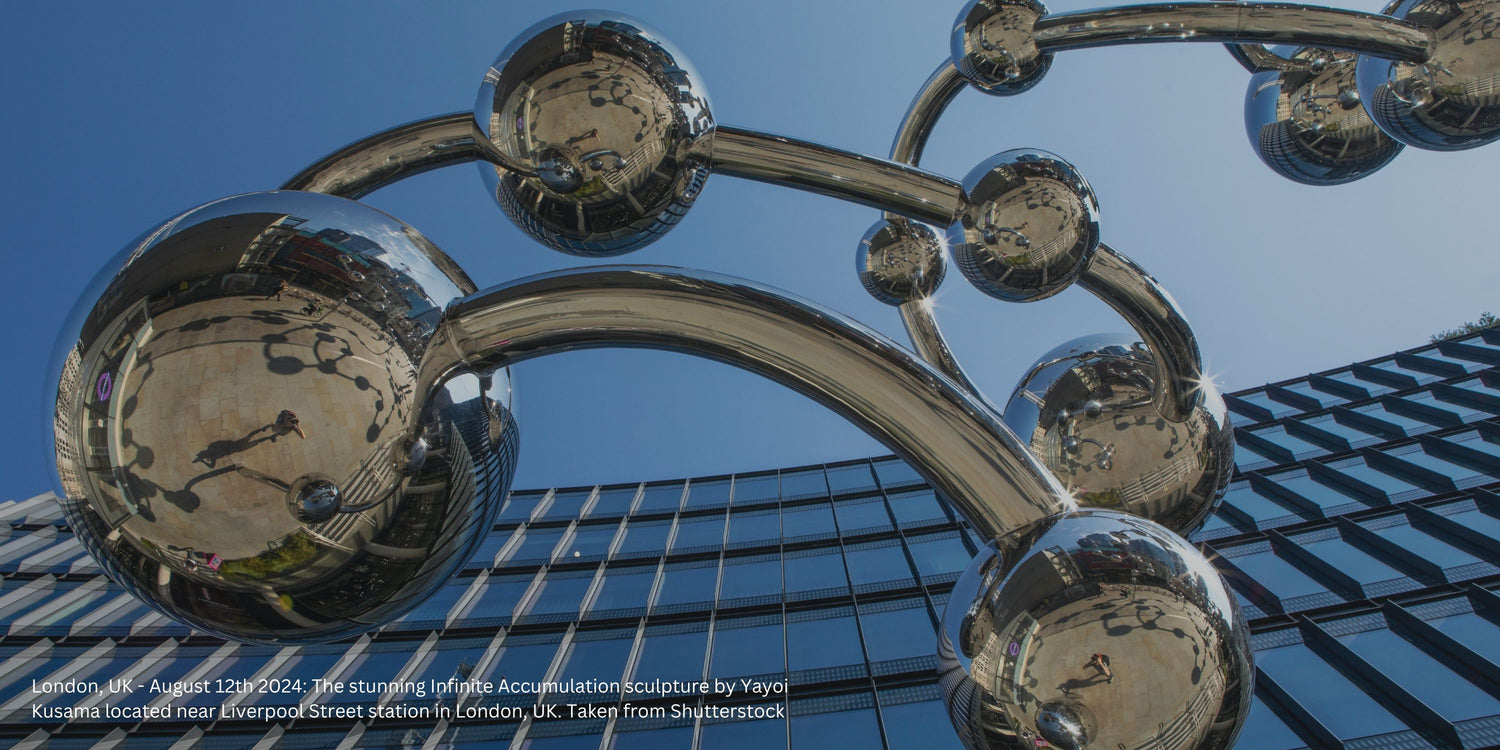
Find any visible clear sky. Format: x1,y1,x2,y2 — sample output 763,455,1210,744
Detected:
3,0,1497,497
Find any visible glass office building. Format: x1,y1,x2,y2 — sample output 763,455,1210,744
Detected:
4,329,1500,749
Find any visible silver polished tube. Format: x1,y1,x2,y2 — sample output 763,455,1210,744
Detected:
712,126,963,226
1223,40,1311,72
1079,243,1203,422
898,300,987,396
1033,2,1433,62
890,62,968,168
282,113,489,199
420,266,1071,540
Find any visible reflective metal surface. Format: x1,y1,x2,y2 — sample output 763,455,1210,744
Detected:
713,127,963,226
1356,0,1500,150
857,218,948,306
425,266,1072,542
940,510,1252,750
890,62,969,167
283,113,487,199
1001,334,1233,535
1246,47,1405,183
953,0,1054,95
1033,2,1433,62
475,12,715,256
950,150,1100,303
51,191,517,643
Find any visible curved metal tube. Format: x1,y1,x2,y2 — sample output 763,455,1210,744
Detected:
1224,41,1312,72
419,266,1071,541
282,113,489,199
712,126,963,226
1033,2,1433,62
884,63,1205,422
1078,244,1203,421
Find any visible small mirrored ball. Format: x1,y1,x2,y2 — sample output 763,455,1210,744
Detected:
856,219,948,306
476,12,715,256
952,0,1053,95
1246,48,1404,184
1356,0,1500,150
950,149,1100,303
1003,334,1233,535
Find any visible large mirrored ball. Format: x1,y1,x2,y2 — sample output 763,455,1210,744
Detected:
50,191,519,644
1246,48,1404,184
1356,0,1500,150
952,0,1053,95
939,511,1252,750
856,218,948,306
475,12,715,256
950,149,1100,303
1003,334,1233,535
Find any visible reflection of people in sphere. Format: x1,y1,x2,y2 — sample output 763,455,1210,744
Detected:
1087,653,1113,683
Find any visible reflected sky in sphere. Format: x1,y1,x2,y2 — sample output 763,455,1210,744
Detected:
4,0,1499,493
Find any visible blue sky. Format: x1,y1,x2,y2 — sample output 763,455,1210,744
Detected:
3,0,1497,496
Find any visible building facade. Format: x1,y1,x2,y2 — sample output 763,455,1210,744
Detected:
4,330,1500,749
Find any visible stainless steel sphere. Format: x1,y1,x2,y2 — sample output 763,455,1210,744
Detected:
950,150,1100,303
475,12,715,256
1356,0,1500,150
952,0,1053,95
856,218,948,306
49,191,519,644
939,510,1252,750
1003,334,1233,535
1246,48,1404,184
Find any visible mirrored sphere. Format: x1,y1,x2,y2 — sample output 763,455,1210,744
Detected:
1003,334,1233,536
939,510,1252,750
50,191,519,644
950,149,1100,303
856,218,948,306
1246,47,1404,184
475,12,715,256
1356,0,1500,150
952,0,1053,95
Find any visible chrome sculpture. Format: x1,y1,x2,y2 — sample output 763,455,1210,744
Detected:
49,2,1500,747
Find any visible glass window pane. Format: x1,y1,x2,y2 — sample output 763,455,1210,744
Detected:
790,707,881,748
825,464,876,496
780,469,828,500
500,491,547,523
1249,425,1329,457
1322,368,1392,395
1428,611,1500,664
1235,390,1299,419
1226,550,1329,602
783,549,847,594
525,574,594,617
558,634,634,685
610,726,694,749
633,629,708,684
507,527,565,565
1255,643,1407,739
494,638,562,685
591,566,658,613
1280,380,1347,407
859,606,934,663
732,473,780,506
728,509,780,546
617,519,672,557
590,485,640,517
672,514,726,551
699,713,786,750
1396,448,1488,483
1351,403,1432,433
832,498,891,534
780,503,835,538
721,556,783,601
710,619,784,678
906,535,971,578
1297,538,1405,585
561,523,619,559
1221,483,1306,525
872,458,924,489
1235,694,1308,750
655,564,719,608
1330,461,1422,495
880,699,964,750
1370,522,1482,569
1441,508,1500,545
686,479,732,509
638,482,686,514
468,530,512,568
1300,414,1380,444
543,490,593,521
844,544,914,587
1264,470,1365,512
787,613,863,671
887,489,947,526
1338,627,1500,721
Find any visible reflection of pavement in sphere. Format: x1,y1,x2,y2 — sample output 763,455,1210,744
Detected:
114,293,413,560
506,56,672,202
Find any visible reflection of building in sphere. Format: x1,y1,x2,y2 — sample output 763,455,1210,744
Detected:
52,192,518,643
1246,48,1403,184
939,511,1250,750
476,13,714,256
952,0,1053,95
1004,334,1233,535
